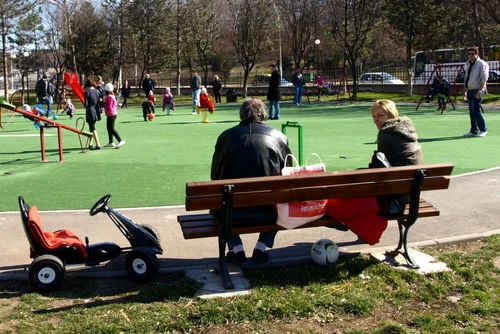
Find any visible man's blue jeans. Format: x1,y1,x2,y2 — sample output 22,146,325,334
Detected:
467,89,487,133
192,89,200,112
294,86,304,105
268,100,280,119
46,95,53,116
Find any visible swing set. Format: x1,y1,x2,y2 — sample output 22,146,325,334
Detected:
416,64,465,114
304,67,352,106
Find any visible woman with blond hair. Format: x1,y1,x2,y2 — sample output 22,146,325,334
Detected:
210,75,222,103
371,99,423,173
371,99,423,204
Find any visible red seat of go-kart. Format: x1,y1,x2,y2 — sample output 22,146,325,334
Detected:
27,206,88,261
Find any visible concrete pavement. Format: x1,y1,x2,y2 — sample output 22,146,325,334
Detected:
1,167,499,292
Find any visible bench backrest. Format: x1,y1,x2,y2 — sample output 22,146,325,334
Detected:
185,163,454,211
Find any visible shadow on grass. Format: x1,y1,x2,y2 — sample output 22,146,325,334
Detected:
244,252,378,288
0,148,83,165
0,272,201,312
418,135,466,142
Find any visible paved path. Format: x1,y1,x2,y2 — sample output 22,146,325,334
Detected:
1,168,499,284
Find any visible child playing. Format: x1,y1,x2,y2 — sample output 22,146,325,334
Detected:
103,83,126,148
198,87,215,112
196,87,216,123
64,98,76,119
142,98,155,121
148,90,156,105
162,87,175,115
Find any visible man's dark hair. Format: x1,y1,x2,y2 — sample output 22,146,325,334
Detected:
239,98,268,122
468,46,479,55
84,79,95,88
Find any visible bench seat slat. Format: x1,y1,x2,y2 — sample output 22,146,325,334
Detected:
179,200,440,240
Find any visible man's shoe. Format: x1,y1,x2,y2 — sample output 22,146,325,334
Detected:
464,131,478,138
191,111,197,115
117,140,126,148
477,130,488,137
251,249,269,263
227,250,247,264
104,142,115,148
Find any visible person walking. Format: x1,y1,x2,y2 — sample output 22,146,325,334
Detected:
120,79,131,108
463,46,489,138
83,79,102,150
211,98,292,264
266,64,281,120
103,83,126,149
210,75,222,103
291,67,305,106
46,77,56,117
190,69,201,114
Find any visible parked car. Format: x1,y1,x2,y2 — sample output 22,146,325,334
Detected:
456,70,500,83
252,74,294,86
358,72,405,84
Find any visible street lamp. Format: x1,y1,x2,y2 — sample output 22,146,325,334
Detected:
10,52,17,89
22,52,30,104
271,1,283,77
315,39,320,74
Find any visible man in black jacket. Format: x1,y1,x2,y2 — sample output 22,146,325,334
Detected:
211,98,292,264
142,74,155,95
266,64,282,119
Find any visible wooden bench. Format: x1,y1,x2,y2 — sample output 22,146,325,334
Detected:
178,163,454,289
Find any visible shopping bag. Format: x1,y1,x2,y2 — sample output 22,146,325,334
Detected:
276,154,328,229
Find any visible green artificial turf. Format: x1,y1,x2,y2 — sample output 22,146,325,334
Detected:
1,101,499,211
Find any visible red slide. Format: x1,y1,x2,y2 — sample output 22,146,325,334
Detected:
63,72,85,104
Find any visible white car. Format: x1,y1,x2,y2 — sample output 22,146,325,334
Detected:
359,72,404,84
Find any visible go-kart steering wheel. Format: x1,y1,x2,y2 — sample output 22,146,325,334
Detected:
89,194,112,216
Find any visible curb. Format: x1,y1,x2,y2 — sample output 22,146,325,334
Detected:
2,229,498,282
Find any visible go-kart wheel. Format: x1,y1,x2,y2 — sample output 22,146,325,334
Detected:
28,255,65,292
139,224,161,244
89,194,112,216
125,247,159,282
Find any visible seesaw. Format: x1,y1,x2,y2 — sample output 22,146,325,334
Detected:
0,99,93,162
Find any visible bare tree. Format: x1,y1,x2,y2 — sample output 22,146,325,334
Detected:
0,0,36,98
280,0,320,69
326,0,382,97
479,0,500,24
225,0,276,97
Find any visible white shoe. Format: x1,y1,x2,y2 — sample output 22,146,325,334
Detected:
477,131,488,137
117,140,126,148
191,111,197,115
104,142,115,148
463,132,478,138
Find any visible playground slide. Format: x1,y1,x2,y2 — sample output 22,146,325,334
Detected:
63,72,85,104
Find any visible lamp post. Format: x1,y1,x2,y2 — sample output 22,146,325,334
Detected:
22,52,30,104
271,0,283,76
10,52,17,90
315,39,320,74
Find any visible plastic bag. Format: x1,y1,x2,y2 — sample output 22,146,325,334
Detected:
276,154,328,229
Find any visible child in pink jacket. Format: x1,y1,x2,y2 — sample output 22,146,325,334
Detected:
103,83,126,148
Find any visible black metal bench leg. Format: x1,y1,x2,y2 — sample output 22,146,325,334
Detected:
217,236,234,290
386,219,420,269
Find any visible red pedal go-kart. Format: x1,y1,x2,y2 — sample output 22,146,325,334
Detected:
18,194,163,292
